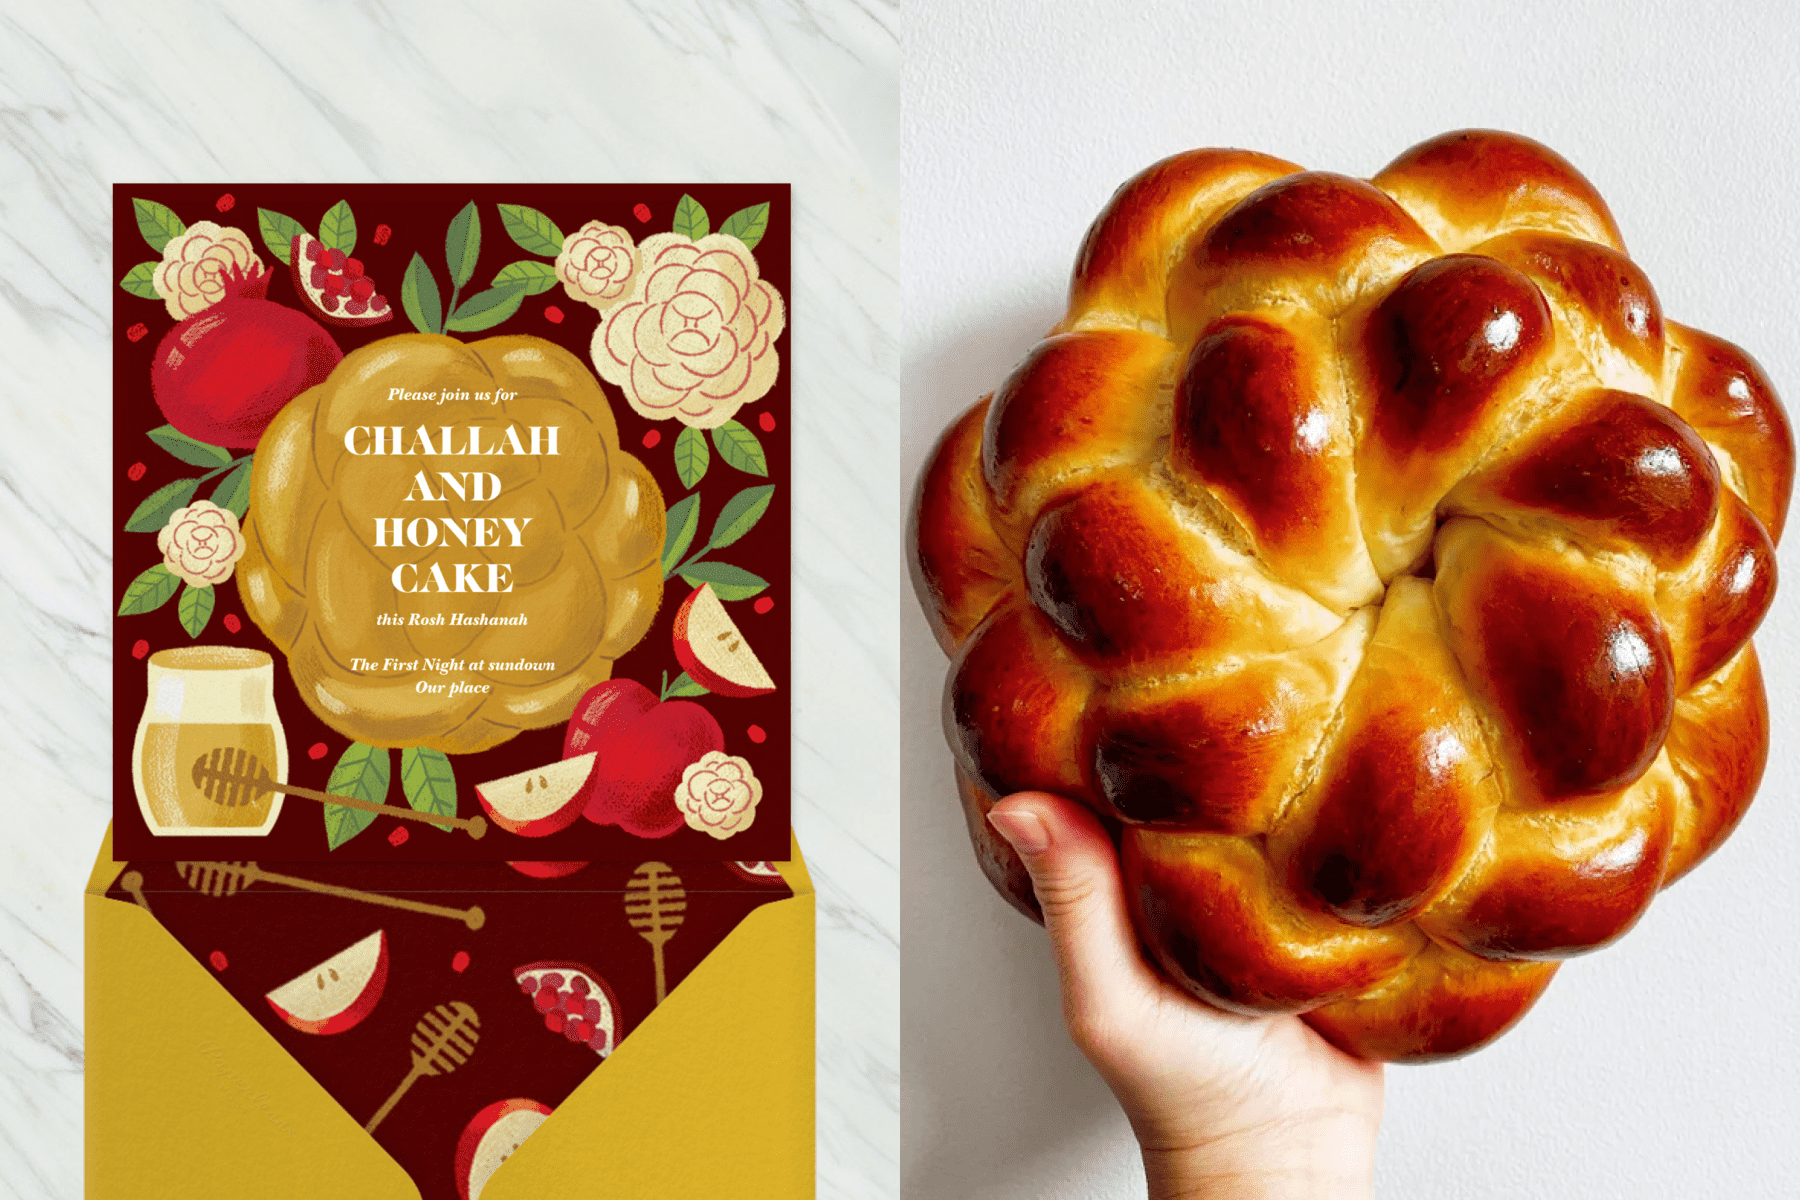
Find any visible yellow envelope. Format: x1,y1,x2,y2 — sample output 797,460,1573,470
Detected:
85,825,814,1199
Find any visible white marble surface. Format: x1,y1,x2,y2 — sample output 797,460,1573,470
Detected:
904,2,1800,1198
0,1,896,1197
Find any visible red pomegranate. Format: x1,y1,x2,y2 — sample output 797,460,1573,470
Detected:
150,269,342,449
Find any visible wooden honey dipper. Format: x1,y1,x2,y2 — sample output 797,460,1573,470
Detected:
174,861,486,930
364,1002,480,1133
190,747,487,840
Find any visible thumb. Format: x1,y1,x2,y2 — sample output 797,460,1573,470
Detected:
987,792,1160,1032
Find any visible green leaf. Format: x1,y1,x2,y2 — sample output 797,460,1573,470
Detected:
497,203,565,257
678,561,769,601
673,425,710,488
211,460,253,519
718,202,771,251
117,564,181,616
402,253,443,335
177,584,215,639
324,742,389,850
709,484,775,549
661,493,701,577
492,260,559,296
133,198,185,253
662,672,710,699
710,419,769,476
147,425,233,469
120,262,161,299
672,194,710,241
400,747,458,828
124,477,200,533
444,281,527,333
318,200,357,255
444,201,481,289
257,208,305,264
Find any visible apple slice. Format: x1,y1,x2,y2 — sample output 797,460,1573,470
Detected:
265,930,388,1035
475,753,596,837
672,583,777,697
455,1098,552,1200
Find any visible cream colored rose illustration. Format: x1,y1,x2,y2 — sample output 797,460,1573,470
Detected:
157,500,246,586
153,222,263,320
675,751,763,839
592,233,785,429
556,221,639,313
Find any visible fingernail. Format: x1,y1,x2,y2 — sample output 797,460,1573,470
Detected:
988,806,1050,855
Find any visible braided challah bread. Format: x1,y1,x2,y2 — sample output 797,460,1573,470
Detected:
909,130,1792,1061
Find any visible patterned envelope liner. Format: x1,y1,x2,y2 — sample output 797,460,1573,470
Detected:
113,184,792,862
107,857,792,1198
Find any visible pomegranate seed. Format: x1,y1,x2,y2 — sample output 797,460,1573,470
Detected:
350,277,374,301
372,296,388,311
126,323,149,343
307,742,328,760
533,986,558,1013
310,265,329,289
569,976,589,995
388,826,409,847
215,194,235,213
127,461,147,481
758,412,777,433
585,998,602,1023
566,1018,589,1042
589,1028,608,1050
544,305,564,324
345,299,369,315
323,294,340,311
641,430,660,449
452,951,470,973
131,639,150,660
633,203,651,223
519,978,536,995
561,992,583,1014
343,258,364,280
222,614,241,633
373,224,391,245
209,950,228,971
747,724,767,744
545,1009,565,1033
753,596,775,614
542,972,564,990
323,273,345,296
305,240,323,261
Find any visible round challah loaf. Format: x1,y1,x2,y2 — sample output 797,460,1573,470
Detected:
909,130,1792,1061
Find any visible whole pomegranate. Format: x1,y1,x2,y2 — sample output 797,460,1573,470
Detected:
151,291,342,449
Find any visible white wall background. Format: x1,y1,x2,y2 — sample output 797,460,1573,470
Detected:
901,3,1800,1197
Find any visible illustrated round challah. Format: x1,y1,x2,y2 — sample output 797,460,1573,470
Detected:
909,131,1792,1061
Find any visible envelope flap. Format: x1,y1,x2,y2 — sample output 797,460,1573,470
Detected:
86,891,419,1198
87,823,125,895
483,884,814,1199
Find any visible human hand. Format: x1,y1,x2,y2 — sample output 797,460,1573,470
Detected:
986,792,1384,1200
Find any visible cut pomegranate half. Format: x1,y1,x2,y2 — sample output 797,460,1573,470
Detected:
513,960,621,1057
290,232,392,328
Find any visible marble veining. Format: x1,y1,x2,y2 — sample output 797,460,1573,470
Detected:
0,1,897,1197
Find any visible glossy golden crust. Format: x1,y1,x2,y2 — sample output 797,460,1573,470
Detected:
238,334,665,754
910,130,1790,1061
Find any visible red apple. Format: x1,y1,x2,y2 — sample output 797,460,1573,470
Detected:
672,583,777,697
455,1098,552,1200
562,680,725,837
475,753,596,837
264,930,388,1035
563,678,658,759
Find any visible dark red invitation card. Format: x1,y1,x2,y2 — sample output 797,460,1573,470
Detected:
112,185,790,861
